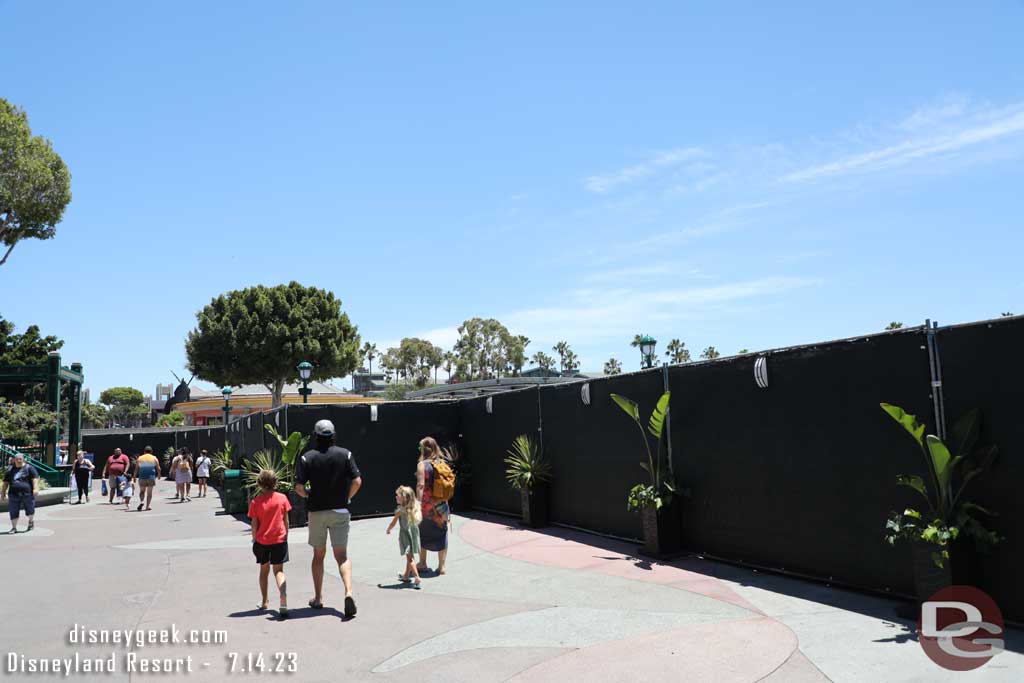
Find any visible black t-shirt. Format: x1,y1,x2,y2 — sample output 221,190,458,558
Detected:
4,464,38,496
294,446,361,512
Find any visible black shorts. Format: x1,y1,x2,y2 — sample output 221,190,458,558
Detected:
252,541,289,565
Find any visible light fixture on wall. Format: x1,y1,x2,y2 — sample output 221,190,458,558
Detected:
581,383,591,406
370,404,378,422
246,416,251,429
754,356,769,389
486,397,493,414
640,335,657,369
297,361,313,404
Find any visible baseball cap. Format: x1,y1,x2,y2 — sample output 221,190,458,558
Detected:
314,419,335,437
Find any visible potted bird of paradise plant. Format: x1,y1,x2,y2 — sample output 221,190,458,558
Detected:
880,403,1001,604
612,391,680,557
264,424,309,527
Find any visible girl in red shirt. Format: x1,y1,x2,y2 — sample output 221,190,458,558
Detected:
247,469,291,619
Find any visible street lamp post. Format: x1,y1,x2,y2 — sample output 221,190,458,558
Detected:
297,361,313,404
221,386,233,425
640,335,657,369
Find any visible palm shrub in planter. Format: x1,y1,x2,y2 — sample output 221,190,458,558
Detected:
264,424,309,527
505,434,552,527
612,391,680,557
880,403,1001,603
208,444,233,488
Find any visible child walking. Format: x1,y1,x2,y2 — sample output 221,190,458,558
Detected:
120,475,134,510
247,469,292,619
386,486,422,589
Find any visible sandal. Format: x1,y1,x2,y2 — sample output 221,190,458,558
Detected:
278,607,289,620
308,598,323,609
344,596,357,618
398,574,412,583
256,603,268,611
412,581,422,590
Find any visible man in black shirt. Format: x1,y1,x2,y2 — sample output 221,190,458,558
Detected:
295,419,362,618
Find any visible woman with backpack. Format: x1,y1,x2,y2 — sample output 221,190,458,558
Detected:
415,437,453,575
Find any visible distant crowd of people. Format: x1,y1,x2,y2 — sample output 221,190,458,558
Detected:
4,419,456,625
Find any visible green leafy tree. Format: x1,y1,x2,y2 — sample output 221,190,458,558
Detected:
81,403,109,429
385,382,409,400
738,348,749,354
700,346,720,360
0,398,57,444
530,351,556,372
156,410,185,427
185,282,360,407
1001,312,1013,317
664,339,690,364
886,321,904,330
100,386,147,428
0,317,64,366
604,358,622,375
0,99,73,267
384,338,443,388
442,351,456,382
453,318,524,379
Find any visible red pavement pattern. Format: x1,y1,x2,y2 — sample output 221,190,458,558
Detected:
460,518,830,681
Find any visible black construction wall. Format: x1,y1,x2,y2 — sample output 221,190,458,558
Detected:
282,402,459,517
226,419,243,467
240,412,265,461
196,426,226,456
937,317,1024,621
670,330,934,596
460,389,540,515
83,430,178,471
541,371,667,538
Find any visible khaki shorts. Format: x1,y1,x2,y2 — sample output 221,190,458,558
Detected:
307,510,350,549
138,479,155,488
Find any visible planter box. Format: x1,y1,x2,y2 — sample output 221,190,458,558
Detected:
910,539,977,602
287,490,308,528
521,486,549,528
640,497,682,558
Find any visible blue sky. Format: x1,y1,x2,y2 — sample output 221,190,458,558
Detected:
2,1,1022,397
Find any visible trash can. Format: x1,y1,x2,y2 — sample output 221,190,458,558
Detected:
222,469,247,514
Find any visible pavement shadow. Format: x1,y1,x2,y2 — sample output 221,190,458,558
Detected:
377,582,422,591
458,511,1024,652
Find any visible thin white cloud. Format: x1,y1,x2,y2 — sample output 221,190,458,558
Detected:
781,104,1024,183
898,94,970,131
505,276,817,345
585,147,703,193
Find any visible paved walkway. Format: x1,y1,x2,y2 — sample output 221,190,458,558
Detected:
5,479,1022,681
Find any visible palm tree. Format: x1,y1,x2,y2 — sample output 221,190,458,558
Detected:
664,339,690,364
564,350,580,373
885,322,903,330
553,341,570,373
604,358,622,375
737,348,749,354
361,342,378,374
700,346,720,360
531,351,555,372
443,351,456,382
630,334,643,349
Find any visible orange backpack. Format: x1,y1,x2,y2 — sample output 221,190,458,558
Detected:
431,459,456,501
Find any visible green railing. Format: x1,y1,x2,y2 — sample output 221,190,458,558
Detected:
0,443,68,487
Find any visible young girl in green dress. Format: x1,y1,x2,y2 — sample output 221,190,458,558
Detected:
386,486,422,589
